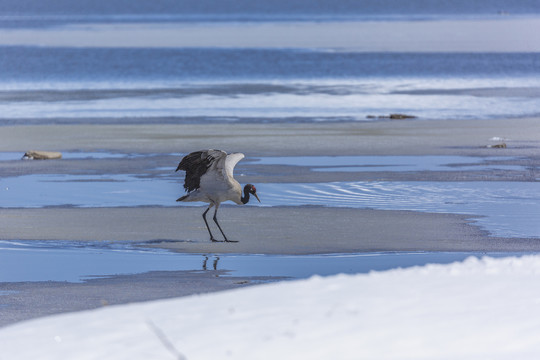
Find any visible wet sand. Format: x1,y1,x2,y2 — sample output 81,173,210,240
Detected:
1,117,539,156
0,270,276,327
2,206,540,254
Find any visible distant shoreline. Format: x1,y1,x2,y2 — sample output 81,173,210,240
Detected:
1,18,540,52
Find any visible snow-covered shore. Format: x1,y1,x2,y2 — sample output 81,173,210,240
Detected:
2,255,540,359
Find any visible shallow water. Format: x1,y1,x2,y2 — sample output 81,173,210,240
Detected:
0,240,528,283
262,181,540,238
1,154,537,238
2,176,538,237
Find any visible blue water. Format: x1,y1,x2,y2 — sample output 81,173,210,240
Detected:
1,50,540,121
0,240,528,283
1,0,539,26
0,0,540,27
0,1,539,122
3,49,540,83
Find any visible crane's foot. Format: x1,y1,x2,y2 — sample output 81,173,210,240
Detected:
210,237,238,242
210,238,238,243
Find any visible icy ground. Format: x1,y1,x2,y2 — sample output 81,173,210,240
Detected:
2,255,540,359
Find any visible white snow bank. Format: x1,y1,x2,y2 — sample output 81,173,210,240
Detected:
3,255,540,359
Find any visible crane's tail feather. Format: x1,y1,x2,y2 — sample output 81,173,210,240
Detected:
176,195,189,202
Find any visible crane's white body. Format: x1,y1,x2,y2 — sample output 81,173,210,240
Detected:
180,151,245,205
176,149,258,242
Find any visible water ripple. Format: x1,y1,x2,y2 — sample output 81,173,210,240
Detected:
1,173,538,238
259,181,540,238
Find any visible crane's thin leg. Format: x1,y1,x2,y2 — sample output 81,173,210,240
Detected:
213,204,238,243
202,204,218,242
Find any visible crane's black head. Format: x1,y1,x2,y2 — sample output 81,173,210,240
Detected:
242,184,260,204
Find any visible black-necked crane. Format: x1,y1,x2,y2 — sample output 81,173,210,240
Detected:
175,149,260,242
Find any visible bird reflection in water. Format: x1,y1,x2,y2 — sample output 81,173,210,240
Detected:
202,256,220,271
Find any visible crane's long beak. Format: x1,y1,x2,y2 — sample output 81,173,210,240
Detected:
254,193,261,202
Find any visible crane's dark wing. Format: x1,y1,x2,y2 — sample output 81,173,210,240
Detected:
175,149,226,192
